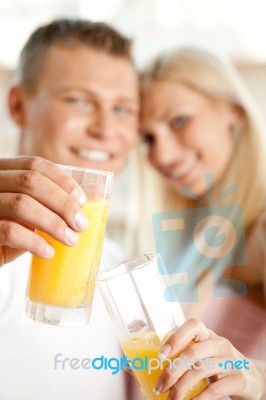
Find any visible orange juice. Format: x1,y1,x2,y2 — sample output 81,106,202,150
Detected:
121,333,208,400
28,200,109,307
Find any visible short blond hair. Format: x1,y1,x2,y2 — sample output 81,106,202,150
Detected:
18,19,133,93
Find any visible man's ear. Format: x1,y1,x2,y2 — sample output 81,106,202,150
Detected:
8,85,27,127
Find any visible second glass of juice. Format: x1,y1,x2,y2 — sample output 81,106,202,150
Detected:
96,253,208,400
25,165,113,327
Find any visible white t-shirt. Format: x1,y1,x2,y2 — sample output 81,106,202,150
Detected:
0,238,126,400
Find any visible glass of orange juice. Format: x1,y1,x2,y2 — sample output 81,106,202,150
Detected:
25,165,113,327
96,253,208,400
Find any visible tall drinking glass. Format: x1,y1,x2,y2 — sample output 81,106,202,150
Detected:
96,253,208,400
25,165,113,327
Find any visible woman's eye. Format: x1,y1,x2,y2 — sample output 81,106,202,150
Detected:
171,116,188,130
141,132,154,145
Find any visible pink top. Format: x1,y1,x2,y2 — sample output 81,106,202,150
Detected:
184,211,266,360
198,292,266,360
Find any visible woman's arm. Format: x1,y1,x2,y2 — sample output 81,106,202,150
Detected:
153,319,266,400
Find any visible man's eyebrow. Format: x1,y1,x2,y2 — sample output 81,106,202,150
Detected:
58,88,138,101
117,97,139,105
56,87,94,94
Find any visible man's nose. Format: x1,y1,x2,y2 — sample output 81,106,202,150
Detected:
88,109,115,139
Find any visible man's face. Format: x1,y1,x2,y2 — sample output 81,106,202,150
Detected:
13,46,139,173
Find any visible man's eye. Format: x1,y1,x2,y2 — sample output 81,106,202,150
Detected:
65,97,87,104
114,105,131,115
63,97,95,112
171,116,188,130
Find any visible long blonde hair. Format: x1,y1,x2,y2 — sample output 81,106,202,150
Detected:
131,47,266,255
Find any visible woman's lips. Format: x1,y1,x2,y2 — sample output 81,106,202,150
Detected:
169,155,198,181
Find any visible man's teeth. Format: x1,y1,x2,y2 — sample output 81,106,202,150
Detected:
171,156,197,179
77,149,111,162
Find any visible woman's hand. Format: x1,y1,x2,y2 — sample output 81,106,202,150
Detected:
0,156,88,266
153,318,266,400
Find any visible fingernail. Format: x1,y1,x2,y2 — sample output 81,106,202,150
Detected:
65,227,80,245
74,211,89,231
159,344,172,359
153,382,163,396
71,188,87,207
45,245,55,258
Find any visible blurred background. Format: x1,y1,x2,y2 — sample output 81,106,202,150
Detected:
1,0,266,250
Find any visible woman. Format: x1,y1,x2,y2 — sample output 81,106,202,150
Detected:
138,47,266,399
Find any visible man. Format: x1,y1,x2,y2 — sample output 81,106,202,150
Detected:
0,19,139,400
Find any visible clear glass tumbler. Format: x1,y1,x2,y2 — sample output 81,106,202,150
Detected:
25,165,113,326
96,253,208,400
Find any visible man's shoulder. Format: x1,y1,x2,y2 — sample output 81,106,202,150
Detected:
0,252,31,278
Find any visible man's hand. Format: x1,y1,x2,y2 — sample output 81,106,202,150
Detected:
0,156,89,267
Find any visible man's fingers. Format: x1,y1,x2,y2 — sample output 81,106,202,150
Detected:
0,221,55,262
0,169,89,233
0,194,81,247
0,156,87,206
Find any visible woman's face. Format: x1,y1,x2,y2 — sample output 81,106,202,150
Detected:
141,80,239,197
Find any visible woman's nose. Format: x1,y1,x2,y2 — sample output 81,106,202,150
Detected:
152,135,183,170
